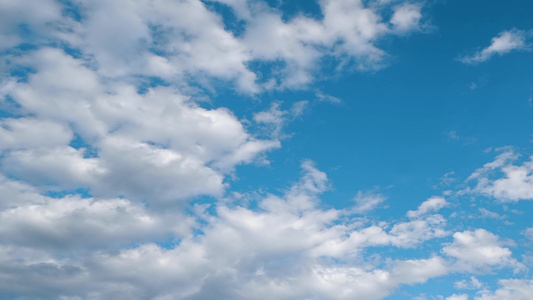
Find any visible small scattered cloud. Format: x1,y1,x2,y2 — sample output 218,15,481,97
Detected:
407,196,448,219
352,190,388,213
455,276,483,290
466,150,533,202
448,130,460,140
253,101,309,139
390,3,422,33
478,207,504,220
434,171,456,189
522,228,533,241
460,29,530,64
446,130,477,144
468,74,490,90
315,90,343,104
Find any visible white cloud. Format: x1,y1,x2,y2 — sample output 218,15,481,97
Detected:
311,197,448,258
474,279,533,300
407,196,448,219
0,196,191,251
0,175,47,209
442,229,522,273
390,256,448,284
0,161,455,299
352,190,387,213
522,227,533,241
0,118,73,150
0,0,430,94
455,276,483,290
212,0,427,89
478,208,504,220
253,101,308,139
1,48,279,204
460,29,530,64
446,295,468,300
467,150,533,202
66,0,259,93
6,2,529,299
0,0,64,50
316,90,343,104
390,4,422,33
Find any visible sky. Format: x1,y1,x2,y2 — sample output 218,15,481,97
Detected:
0,0,533,299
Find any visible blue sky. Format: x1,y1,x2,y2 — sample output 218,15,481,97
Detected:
1,0,533,299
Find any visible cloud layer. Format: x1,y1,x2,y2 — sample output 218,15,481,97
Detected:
1,1,532,299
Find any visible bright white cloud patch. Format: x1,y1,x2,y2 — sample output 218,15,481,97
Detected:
460,29,530,64
407,196,448,218
467,150,533,202
390,3,422,33
442,229,522,273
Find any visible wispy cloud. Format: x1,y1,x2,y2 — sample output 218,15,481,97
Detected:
460,29,530,64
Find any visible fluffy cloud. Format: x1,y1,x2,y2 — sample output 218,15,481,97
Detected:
460,29,530,64
467,150,533,202
1,0,429,93
442,229,522,273
407,196,448,219
390,3,422,33
0,161,452,299
1,47,280,204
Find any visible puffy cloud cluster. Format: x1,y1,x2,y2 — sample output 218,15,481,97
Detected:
0,161,454,299
0,155,524,299
1,45,285,204
1,0,425,93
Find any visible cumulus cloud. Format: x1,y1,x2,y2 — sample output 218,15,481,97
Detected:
467,150,533,202
460,29,530,64
1,47,280,204
0,161,453,299
390,3,422,33
0,0,430,93
442,229,522,273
